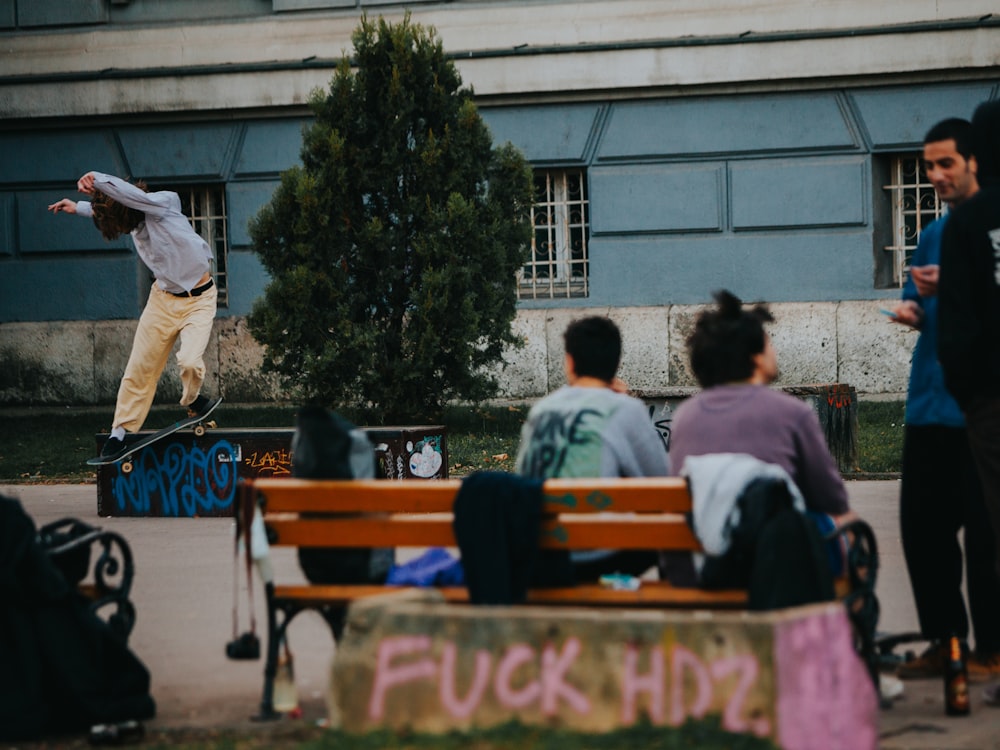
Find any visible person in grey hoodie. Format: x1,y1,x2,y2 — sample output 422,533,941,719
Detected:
515,315,669,580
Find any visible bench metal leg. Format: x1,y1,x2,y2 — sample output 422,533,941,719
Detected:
254,582,347,721
254,581,283,722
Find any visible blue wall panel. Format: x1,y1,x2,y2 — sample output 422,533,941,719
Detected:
730,157,867,230
3,80,997,325
225,250,271,317
227,180,281,247
0,0,14,29
16,0,106,27
0,194,13,256
589,163,724,235
0,258,139,321
119,124,240,181
234,120,307,177
0,131,122,187
597,93,858,161
19,190,131,254
586,232,875,306
850,82,996,150
481,104,603,163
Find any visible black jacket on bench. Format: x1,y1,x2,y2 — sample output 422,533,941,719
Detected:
0,496,155,742
453,472,574,604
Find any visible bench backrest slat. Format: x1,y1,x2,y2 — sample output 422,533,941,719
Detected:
253,477,693,514
265,516,701,550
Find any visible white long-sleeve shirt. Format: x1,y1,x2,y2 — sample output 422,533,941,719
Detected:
76,172,212,294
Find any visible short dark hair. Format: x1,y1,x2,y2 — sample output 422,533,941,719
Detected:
687,289,774,388
971,100,1000,183
91,179,147,241
924,118,973,160
564,316,621,382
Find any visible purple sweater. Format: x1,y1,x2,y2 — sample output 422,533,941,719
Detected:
669,384,849,516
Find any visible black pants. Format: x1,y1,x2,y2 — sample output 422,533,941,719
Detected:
965,397,1000,579
900,424,1000,653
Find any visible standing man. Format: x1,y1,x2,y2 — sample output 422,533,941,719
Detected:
888,118,1000,680
49,171,220,460
937,101,1000,703
515,315,670,579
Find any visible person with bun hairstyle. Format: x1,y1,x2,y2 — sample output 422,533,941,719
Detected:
670,289,854,525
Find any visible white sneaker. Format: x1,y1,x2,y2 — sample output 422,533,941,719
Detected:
880,674,905,701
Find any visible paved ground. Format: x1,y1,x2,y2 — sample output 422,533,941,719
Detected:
4,479,1000,749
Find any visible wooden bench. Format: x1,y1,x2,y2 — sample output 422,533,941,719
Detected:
237,476,879,719
36,517,137,642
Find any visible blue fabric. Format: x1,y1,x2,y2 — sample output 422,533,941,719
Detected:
806,511,845,578
903,214,966,428
385,547,464,587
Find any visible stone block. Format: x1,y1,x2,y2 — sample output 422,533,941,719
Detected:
493,310,548,399
766,302,838,386
0,321,96,403
609,306,670,393
667,302,704,386
668,300,840,388
216,317,283,402
837,303,913,394
544,308,605,391
329,598,877,749
93,320,137,403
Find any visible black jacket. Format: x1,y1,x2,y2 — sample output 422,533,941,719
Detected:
939,100,1000,410
0,496,155,741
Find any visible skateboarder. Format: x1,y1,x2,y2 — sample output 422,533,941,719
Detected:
49,171,219,461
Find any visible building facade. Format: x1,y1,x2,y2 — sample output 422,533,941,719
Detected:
1,1,998,404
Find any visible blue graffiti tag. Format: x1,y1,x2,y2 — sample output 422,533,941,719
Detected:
112,439,239,517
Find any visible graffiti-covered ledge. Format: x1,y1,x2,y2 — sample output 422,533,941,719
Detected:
95,426,448,518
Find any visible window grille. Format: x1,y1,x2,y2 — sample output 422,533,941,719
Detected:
883,154,944,288
175,185,229,308
518,170,589,299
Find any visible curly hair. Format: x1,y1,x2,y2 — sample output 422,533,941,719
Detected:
91,180,147,240
687,289,774,387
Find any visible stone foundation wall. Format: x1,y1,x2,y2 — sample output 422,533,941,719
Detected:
0,300,914,406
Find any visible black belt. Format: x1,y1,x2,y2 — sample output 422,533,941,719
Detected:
168,279,214,298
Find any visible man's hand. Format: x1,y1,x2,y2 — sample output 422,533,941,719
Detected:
888,299,923,328
77,171,97,195
47,198,77,215
909,264,939,298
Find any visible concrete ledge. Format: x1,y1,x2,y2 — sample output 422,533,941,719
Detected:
328,595,877,749
95,426,448,517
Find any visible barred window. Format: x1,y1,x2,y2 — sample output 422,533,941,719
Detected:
518,170,589,299
175,184,230,308
882,153,944,288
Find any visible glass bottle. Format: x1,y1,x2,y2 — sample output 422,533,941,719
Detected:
272,648,299,713
944,635,970,716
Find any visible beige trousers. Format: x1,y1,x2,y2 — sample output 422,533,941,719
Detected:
113,282,217,433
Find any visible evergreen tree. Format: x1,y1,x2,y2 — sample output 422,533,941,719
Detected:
248,15,533,423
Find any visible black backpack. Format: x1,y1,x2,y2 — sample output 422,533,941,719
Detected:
292,406,393,584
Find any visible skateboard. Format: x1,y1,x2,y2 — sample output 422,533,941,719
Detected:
87,397,222,474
